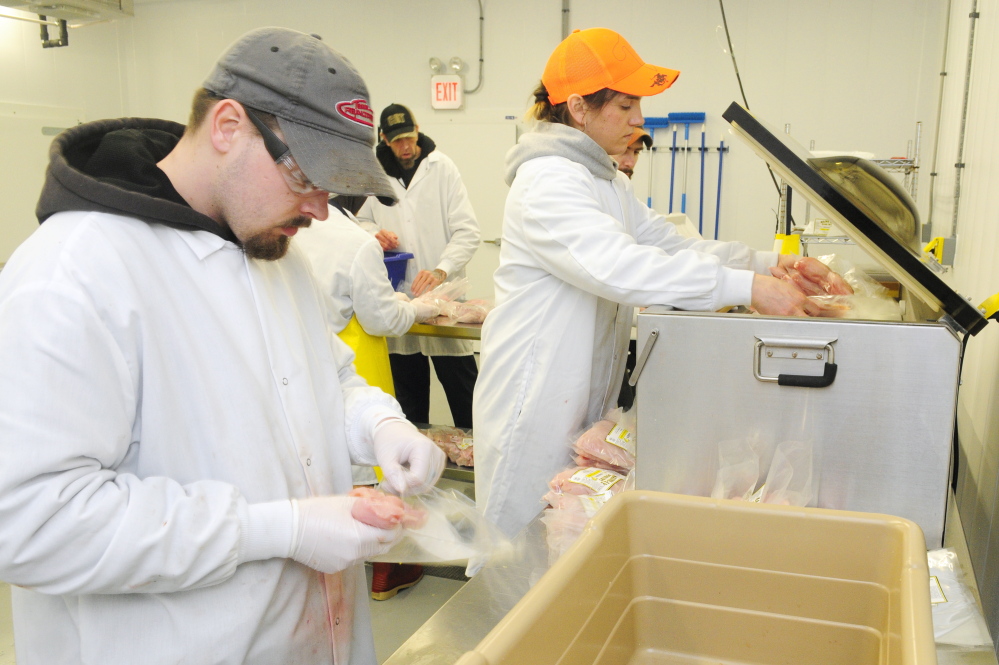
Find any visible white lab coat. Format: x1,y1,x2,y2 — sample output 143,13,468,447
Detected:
297,204,418,485
297,204,417,337
356,149,480,357
473,135,776,539
0,211,400,665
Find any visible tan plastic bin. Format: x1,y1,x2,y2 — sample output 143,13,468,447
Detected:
455,491,935,665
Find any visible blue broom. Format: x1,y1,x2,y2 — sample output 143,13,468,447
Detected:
666,112,706,219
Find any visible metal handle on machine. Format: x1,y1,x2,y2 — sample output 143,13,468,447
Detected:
753,338,837,388
628,329,659,387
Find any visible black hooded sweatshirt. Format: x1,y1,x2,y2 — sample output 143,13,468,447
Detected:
374,132,435,189
36,118,237,243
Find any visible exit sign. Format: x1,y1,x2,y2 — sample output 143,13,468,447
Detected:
431,75,463,110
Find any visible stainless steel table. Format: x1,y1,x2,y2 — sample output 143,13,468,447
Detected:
382,516,549,665
384,493,998,665
406,321,482,340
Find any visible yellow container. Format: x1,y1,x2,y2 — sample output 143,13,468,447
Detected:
456,491,935,665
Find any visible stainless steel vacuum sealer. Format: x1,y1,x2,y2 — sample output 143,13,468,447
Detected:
633,103,993,548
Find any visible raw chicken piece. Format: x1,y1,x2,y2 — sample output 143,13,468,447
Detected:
423,425,474,467
349,487,427,529
572,454,629,474
572,419,635,471
794,258,854,295
770,258,854,297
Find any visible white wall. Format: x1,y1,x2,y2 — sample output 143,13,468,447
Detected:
2,0,947,270
0,16,125,260
940,0,999,653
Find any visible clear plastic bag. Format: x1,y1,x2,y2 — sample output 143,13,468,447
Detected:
710,438,813,507
366,485,512,565
710,437,762,501
927,548,993,647
414,277,495,324
808,254,902,320
761,440,813,506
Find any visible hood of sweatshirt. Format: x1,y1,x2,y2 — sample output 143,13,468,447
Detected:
504,122,617,186
36,117,237,242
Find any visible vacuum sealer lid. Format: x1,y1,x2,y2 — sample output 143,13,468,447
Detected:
722,102,987,335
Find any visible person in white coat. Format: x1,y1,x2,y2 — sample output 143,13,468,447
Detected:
0,28,444,665
356,103,481,429
298,196,438,343
296,195,438,600
297,195,439,488
472,28,849,541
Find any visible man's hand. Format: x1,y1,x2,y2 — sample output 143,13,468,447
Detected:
751,273,827,317
290,496,400,573
375,230,399,251
372,419,446,495
770,255,853,296
411,269,445,297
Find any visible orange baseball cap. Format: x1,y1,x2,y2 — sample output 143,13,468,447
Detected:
630,127,653,148
542,28,680,105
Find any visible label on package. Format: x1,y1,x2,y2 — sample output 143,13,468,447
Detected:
748,483,766,504
604,425,635,456
929,575,947,604
567,468,626,494
457,437,473,450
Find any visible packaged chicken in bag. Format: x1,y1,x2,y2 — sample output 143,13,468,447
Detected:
541,465,634,565
571,406,636,472
805,254,902,321
413,277,495,325
422,425,474,467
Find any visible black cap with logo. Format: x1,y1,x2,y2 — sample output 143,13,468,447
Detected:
379,104,418,143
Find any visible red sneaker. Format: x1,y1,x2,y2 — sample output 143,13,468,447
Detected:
370,562,424,601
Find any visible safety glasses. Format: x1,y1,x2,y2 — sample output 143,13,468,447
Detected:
244,107,326,196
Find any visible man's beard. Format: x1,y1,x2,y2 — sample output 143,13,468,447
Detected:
399,156,417,170
242,216,311,261
619,167,634,179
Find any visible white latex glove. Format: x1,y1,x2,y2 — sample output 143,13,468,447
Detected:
291,496,400,573
411,298,441,322
393,292,411,302
373,418,446,495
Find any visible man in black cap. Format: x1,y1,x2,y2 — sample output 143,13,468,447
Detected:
357,107,480,430
0,27,443,665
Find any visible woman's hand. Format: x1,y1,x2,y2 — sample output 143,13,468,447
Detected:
751,274,827,317
770,255,853,296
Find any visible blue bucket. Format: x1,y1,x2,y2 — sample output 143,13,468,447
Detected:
383,250,414,290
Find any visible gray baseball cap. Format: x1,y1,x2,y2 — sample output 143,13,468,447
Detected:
203,27,396,204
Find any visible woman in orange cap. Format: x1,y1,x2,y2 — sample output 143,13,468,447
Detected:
471,28,847,546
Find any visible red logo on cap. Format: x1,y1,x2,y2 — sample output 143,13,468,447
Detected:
336,99,374,127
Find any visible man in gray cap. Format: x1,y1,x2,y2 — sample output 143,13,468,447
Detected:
0,27,443,665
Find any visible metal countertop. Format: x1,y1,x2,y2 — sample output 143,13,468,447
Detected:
382,515,549,665
407,321,482,340
384,493,998,665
